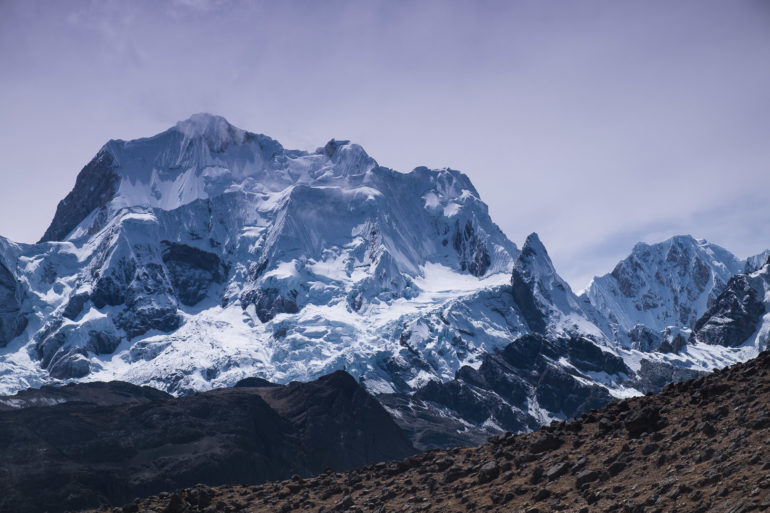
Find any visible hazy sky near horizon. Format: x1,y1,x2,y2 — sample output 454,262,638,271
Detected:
1,0,769,289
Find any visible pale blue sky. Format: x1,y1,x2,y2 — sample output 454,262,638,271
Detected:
1,0,768,288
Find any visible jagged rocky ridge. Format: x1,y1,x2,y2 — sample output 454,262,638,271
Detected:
84,349,770,513
693,255,770,348
0,371,415,513
0,114,768,448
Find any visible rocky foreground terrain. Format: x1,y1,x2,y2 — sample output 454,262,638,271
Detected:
87,350,770,513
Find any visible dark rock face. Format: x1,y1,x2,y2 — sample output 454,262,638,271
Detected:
39,149,120,243
241,287,299,322
453,220,491,277
34,331,92,380
388,334,629,450
48,352,91,379
694,273,766,347
630,359,705,394
34,327,123,380
628,324,662,352
93,257,181,339
0,371,415,513
161,241,227,306
62,292,90,320
0,261,27,347
657,333,687,354
511,266,546,333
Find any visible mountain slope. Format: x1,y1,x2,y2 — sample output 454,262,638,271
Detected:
693,259,770,349
0,371,415,513
89,349,770,513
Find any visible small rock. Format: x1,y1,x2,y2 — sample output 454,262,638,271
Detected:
576,470,600,488
608,460,626,476
698,421,717,437
529,433,564,454
335,495,354,510
546,462,570,481
478,461,500,483
162,494,185,513
529,465,544,484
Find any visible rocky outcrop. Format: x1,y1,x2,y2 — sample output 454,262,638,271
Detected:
693,270,767,347
0,371,415,513
383,334,629,450
161,241,227,306
101,350,770,513
453,219,491,277
91,250,181,339
241,286,300,322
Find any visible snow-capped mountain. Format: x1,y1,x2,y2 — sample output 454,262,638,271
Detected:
583,235,744,350
0,114,766,447
0,114,519,394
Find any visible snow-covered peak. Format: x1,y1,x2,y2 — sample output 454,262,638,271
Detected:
43,117,383,242
585,234,743,337
173,113,246,147
627,235,741,273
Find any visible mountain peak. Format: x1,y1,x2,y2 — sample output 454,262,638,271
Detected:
517,233,556,277
173,113,246,146
511,232,588,334
521,232,547,256
588,233,744,336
